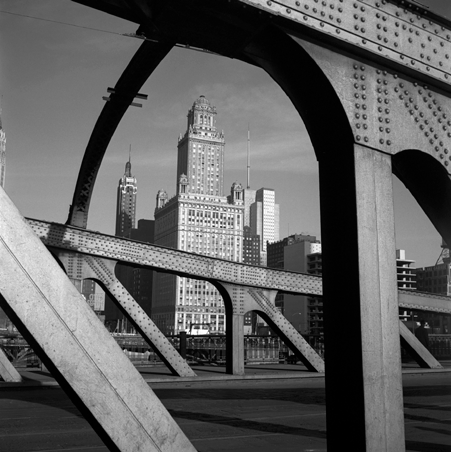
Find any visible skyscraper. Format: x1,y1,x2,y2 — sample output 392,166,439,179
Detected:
106,158,138,331
115,158,137,237
250,188,280,265
153,95,244,334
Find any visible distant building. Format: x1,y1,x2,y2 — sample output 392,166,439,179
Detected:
243,188,256,228
105,159,139,331
306,252,323,339
250,188,280,266
396,249,416,290
242,226,260,266
415,262,449,295
115,158,137,237
153,95,244,335
242,225,260,334
267,234,321,335
415,253,451,333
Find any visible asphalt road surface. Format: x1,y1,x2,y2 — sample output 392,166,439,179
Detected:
0,372,450,452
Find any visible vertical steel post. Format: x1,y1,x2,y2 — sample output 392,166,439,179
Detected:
319,144,405,451
179,331,187,359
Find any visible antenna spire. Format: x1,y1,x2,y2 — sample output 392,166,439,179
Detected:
246,125,250,189
125,145,132,176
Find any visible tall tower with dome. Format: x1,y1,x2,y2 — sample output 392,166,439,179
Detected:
152,96,244,335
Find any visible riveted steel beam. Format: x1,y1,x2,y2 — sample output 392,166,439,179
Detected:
0,348,22,382
54,252,196,377
0,188,196,452
399,320,442,369
29,218,323,296
28,218,451,314
399,289,451,314
240,0,451,91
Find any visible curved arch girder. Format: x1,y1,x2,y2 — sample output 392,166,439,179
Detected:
241,26,354,159
393,149,451,248
67,39,173,228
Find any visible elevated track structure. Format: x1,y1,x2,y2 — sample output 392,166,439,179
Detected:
2,0,451,450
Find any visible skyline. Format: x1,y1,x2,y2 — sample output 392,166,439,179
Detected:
0,0,450,268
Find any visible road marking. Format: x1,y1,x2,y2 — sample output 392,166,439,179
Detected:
176,411,326,426
0,428,92,438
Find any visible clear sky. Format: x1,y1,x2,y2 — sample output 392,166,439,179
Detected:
0,0,449,268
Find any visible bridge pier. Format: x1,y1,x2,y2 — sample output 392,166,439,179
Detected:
319,145,405,451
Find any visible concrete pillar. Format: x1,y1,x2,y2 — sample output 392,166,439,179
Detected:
0,347,21,382
319,144,405,451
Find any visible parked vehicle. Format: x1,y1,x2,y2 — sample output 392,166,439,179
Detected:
189,323,210,335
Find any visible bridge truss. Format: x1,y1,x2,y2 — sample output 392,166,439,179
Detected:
2,0,451,450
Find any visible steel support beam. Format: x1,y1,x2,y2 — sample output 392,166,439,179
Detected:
0,188,195,452
28,218,451,312
398,289,451,315
29,218,322,295
55,251,196,378
0,347,21,382
399,320,443,369
320,145,405,451
227,313,245,376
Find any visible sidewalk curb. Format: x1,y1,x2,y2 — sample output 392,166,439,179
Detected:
1,367,450,390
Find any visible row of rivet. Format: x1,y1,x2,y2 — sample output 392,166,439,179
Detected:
371,4,451,77
375,69,392,146
285,0,451,82
397,81,451,165
376,69,392,141
353,63,370,144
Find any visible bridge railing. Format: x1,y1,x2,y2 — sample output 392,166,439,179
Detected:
429,334,451,358
114,334,290,365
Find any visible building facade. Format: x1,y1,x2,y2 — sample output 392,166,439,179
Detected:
396,249,417,290
267,234,321,335
153,96,244,335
